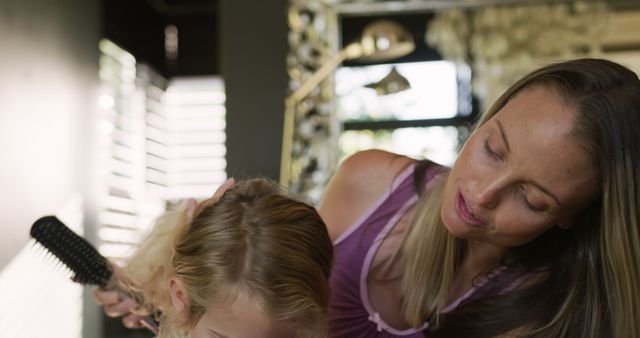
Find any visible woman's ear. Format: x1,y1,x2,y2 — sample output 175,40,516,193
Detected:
169,277,190,314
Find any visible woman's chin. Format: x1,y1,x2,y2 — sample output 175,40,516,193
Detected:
441,205,469,239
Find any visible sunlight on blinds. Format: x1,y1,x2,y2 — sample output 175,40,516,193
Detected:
97,40,226,261
164,77,227,200
97,40,157,260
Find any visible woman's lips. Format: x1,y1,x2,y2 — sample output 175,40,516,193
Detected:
455,190,485,227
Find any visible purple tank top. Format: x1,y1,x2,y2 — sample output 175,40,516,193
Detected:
328,163,501,338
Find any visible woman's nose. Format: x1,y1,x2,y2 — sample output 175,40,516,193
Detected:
474,178,504,209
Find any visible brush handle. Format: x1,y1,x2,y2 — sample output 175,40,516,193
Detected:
140,316,160,334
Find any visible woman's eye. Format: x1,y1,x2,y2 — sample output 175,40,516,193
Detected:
524,198,544,213
519,186,544,213
484,138,500,159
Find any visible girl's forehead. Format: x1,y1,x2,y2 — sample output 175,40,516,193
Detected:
197,294,274,338
201,289,301,338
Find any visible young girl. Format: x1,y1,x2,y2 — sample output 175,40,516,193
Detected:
106,178,333,338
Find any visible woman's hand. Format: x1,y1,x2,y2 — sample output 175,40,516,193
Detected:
94,287,149,329
186,177,236,220
93,264,150,329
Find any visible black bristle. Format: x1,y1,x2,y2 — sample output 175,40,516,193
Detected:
30,216,113,286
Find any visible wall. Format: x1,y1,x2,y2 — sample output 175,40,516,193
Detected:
0,0,100,272
221,0,288,181
0,0,101,336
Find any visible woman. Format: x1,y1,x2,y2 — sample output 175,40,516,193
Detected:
100,178,333,338
322,58,640,337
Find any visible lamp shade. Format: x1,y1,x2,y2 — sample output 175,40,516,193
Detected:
364,66,411,95
356,20,416,62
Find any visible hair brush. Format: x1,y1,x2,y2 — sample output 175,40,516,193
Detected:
30,215,160,334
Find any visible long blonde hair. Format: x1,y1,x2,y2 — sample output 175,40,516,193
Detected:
402,58,640,337
123,178,334,338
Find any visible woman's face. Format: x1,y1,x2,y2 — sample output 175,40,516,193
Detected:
441,86,599,248
189,294,295,338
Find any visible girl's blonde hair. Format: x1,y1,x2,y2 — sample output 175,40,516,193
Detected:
123,178,334,338
402,58,640,337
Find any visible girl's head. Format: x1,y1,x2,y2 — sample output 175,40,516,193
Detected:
126,178,333,338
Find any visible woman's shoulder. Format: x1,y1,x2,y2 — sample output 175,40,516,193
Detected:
341,149,416,177
319,149,417,241
327,149,417,201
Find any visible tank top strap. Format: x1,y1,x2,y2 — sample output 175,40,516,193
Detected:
333,162,418,248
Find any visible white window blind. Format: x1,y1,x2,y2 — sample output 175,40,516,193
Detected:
164,77,227,200
97,40,226,261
